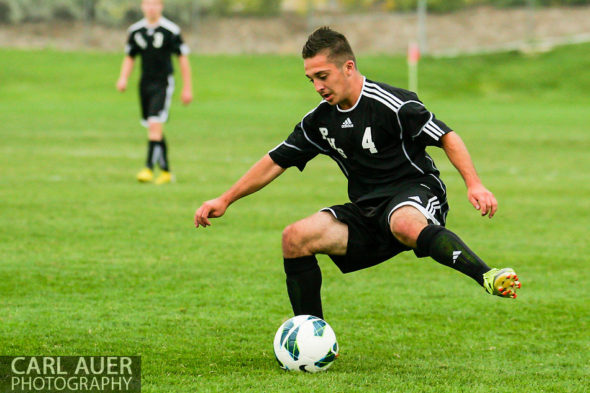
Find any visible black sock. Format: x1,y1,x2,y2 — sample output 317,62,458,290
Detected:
146,139,170,171
145,140,156,169
158,137,170,171
284,256,323,319
416,225,490,286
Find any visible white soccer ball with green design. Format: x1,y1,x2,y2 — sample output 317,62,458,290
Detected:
273,315,339,373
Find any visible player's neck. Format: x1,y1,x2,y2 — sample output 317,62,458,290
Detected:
338,74,364,111
145,16,161,26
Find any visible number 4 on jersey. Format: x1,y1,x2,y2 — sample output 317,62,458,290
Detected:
362,127,378,154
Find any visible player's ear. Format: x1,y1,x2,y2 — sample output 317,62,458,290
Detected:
343,60,355,75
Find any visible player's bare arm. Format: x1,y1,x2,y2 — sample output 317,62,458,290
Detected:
178,55,193,105
116,56,135,92
194,154,285,228
441,131,498,218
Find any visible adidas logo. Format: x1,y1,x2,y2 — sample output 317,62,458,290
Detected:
341,118,354,128
452,251,462,264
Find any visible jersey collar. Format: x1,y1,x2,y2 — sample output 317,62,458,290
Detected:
336,76,366,113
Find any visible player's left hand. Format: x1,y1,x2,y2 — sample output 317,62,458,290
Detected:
116,77,128,92
467,184,498,218
181,88,193,105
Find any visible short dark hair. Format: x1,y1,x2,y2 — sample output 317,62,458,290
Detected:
302,26,356,67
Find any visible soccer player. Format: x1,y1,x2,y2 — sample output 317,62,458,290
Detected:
194,27,521,319
116,0,193,184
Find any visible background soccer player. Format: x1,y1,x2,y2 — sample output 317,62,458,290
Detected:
194,27,520,319
116,0,193,184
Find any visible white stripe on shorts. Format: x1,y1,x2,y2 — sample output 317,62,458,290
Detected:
386,201,441,227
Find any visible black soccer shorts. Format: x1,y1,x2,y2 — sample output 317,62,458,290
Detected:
320,178,449,274
139,75,174,126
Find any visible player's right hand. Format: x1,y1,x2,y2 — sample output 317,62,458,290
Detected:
194,198,228,228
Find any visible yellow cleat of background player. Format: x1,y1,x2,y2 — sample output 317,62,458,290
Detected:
136,168,154,183
155,170,174,185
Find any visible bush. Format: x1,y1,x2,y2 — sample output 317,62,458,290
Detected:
123,7,142,24
53,5,76,21
0,1,10,24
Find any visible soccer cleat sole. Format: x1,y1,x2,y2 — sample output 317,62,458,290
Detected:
494,270,521,298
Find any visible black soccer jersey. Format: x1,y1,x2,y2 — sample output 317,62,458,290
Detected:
269,78,452,204
125,17,189,81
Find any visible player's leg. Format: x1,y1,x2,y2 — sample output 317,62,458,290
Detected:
390,205,492,284
139,79,174,184
149,81,173,184
147,120,172,184
138,120,171,183
388,197,520,298
283,211,348,258
414,220,520,298
154,76,174,184
147,120,170,172
282,211,348,319
137,83,155,182
148,120,163,141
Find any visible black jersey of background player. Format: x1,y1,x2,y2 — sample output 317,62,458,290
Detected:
125,17,189,81
269,78,453,204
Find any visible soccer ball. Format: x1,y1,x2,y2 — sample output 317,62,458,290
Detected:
273,315,339,373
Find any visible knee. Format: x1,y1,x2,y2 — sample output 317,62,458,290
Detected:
390,212,427,248
282,223,305,256
148,122,163,140
390,217,414,244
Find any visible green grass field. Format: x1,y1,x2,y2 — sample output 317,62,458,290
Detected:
1,44,589,392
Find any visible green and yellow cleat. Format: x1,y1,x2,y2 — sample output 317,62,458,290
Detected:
155,170,174,185
136,167,154,183
483,268,521,298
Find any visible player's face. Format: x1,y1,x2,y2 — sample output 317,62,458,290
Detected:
304,52,356,109
142,0,163,22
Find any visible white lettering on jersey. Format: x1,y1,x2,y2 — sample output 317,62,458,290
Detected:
362,127,378,154
319,127,347,159
153,32,164,48
134,32,147,49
